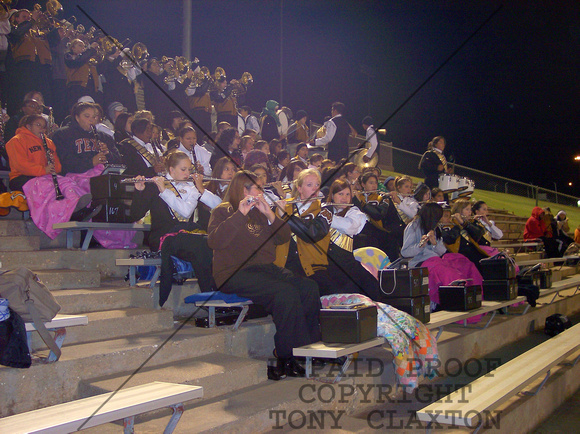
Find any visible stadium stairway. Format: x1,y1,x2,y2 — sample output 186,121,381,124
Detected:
1,215,580,432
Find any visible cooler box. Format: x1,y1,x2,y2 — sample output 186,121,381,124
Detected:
90,174,134,200
320,304,377,344
483,278,518,301
479,256,516,280
92,198,132,223
387,295,431,324
378,267,429,299
439,284,482,311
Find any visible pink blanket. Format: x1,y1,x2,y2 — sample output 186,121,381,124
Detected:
23,165,137,249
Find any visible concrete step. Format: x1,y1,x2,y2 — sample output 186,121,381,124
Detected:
0,319,276,417
0,219,28,236
80,353,266,401
34,268,101,290
54,286,155,314
0,249,134,277
28,308,175,350
0,235,40,251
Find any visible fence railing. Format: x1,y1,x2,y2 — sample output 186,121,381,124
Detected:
309,121,579,208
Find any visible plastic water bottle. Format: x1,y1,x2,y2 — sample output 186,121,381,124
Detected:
0,298,9,322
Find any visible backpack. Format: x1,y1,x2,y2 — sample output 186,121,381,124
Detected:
0,268,62,360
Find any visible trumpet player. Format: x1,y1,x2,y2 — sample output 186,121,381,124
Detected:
211,74,237,128
7,8,56,116
186,68,212,136
64,38,100,112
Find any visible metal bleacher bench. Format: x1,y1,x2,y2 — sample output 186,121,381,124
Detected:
417,323,580,433
52,221,151,251
116,257,161,287
184,291,253,331
25,314,88,362
293,337,386,383
0,381,203,434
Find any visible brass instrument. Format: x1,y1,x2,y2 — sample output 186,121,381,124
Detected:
131,42,149,63
190,66,211,88
232,72,253,97
353,147,379,169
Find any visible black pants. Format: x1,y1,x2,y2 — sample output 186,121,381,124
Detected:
9,175,34,192
159,232,216,307
221,263,321,358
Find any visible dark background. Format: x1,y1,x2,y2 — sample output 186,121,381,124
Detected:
22,0,580,193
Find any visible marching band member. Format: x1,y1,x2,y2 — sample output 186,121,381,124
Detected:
286,110,309,144
131,151,222,306
325,179,382,300
51,102,121,175
186,70,212,136
237,105,259,136
441,198,489,269
291,142,309,165
313,102,350,163
64,39,100,113
274,168,335,295
169,126,211,175
208,170,320,380
418,136,451,189
353,171,401,261
211,74,237,127
361,116,379,162
401,202,483,311
196,156,236,231
472,200,503,245
390,175,419,224
119,118,165,177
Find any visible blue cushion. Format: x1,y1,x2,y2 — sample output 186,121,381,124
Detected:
184,291,251,304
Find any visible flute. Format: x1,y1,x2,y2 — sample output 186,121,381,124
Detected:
40,133,65,200
120,176,231,184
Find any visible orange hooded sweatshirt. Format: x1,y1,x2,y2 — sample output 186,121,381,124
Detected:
6,127,62,180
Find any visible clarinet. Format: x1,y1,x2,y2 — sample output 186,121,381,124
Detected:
40,133,65,200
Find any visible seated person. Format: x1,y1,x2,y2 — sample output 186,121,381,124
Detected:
208,170,320,380
391,175,419,224
6,113,102,231
554,210,574,250
353,172,404,262
119,118,166,177
401,202,483,311
524,206,564,258
130,152,222,306
196,156,236,231
441,199,489,269
472,200,503,245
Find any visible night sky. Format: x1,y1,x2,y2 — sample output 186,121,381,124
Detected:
31,0,580,193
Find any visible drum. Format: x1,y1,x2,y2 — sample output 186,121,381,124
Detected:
459,178,475,197
457,177,469,191
438,174,459,192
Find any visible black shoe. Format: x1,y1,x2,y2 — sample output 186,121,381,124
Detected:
71,204,102,222
267,358,287,381
284,356,306,377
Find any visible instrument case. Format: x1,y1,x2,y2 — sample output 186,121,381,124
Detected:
320,305,377,344
387,295,431,324
90,174,134,200
92,198,132,223
378,267,429,300
479,255,516,280
517,272,541,288
483,278,518,301
439,284,482,311
539,269,552,289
